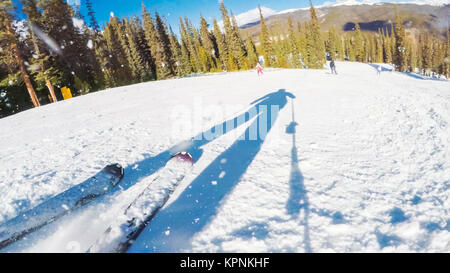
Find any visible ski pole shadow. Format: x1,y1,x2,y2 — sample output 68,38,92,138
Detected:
285,99,312,253
126,89,295,252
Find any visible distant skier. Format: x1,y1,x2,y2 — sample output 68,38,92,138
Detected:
377,65,382,76
330,60,337,75
256,62,264,76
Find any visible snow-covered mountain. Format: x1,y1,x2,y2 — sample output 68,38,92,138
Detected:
218,6,277,29
0,62,448,253
320,0,449,7
240,1,449,39
229,0,448,28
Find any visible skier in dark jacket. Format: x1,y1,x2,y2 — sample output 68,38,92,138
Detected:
330,60,337,75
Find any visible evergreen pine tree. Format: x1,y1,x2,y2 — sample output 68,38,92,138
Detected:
376,29,384,63
230,12,248,69
168,28,184,76
297,22,307,66
212,18,228,70
220,3,239,70
141,3,158,78
199,16,215,58
258,6,274,67
288,17,301,68
21,0,59,102
245,35,258,68
40,0,97,93
154,13,174,79
0,0,40,107
353,23,365,62
123,17,147,82
326,27,337,61
383,28,393,63
345,33,355,61
393,12,407,71
445,29,450,78
104,17,132,85
305,1,326,68
421,33,433,75
180,18,200,72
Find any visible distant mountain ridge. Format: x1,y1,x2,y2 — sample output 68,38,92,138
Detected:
233,2,449,38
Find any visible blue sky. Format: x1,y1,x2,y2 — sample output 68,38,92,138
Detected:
12,0,325,28
80,0,316,27
13,0,418,32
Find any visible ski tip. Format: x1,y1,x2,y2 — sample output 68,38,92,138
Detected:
171,152,194,165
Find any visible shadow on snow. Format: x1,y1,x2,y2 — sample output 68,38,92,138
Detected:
367,63,448,82
285,98,312,253
127,89,296,252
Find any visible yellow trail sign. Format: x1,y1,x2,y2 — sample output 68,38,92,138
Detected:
61,87,72,100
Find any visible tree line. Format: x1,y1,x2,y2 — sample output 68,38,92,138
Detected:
0,0,448,118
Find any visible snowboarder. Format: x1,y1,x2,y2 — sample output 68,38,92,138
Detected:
377,65,382,76
330,60,337,75
256,62,264,76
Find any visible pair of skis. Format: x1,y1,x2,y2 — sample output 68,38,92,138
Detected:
89,152,194,253
0,152,193,253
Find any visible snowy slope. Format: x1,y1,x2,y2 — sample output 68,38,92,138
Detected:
0,62,449,253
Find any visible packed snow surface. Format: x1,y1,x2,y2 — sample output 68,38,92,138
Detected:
0,62,449,253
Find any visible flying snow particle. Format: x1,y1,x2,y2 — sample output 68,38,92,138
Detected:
71,71,75,75
211,181,218,186
87,39,93,49
30,23,61,55
72,17,85,29
0,92,6,98
110,12,115,17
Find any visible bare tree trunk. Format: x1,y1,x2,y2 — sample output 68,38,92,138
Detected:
45,79,57,102
5,21,40,107
17,52,40,107
30,23,57,103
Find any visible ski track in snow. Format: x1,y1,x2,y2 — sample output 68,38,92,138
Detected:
0,62,448,253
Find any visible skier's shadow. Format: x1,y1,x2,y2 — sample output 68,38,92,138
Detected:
125,89,295,252
285,99,312,253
